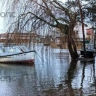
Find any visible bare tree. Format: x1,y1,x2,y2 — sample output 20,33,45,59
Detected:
3,0,81,60
77,0,86,57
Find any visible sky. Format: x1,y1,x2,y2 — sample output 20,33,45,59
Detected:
0,0,89,33
0,0,67,33
0,1,4,33
60,0,67,2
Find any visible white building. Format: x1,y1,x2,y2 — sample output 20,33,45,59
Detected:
74,22,92,39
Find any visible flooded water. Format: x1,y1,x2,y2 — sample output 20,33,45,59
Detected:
0,43,96,96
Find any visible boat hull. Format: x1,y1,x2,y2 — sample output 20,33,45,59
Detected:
0,51,35,64
80,50,94,58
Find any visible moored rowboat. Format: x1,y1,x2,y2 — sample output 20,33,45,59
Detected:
0,45,35,64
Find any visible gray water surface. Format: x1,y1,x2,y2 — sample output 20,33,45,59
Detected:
0,44,96,96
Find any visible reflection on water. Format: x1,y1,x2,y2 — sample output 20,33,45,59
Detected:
0,44,96,96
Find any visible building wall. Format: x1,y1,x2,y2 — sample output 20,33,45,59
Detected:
74,22,90,38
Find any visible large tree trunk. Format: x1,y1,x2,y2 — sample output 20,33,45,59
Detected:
71,37,79,56
67,30,79,60
78,0,86,57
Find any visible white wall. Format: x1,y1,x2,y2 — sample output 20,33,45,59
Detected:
74,22,91,38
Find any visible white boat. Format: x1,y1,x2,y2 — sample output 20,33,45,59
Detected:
0,45,35,64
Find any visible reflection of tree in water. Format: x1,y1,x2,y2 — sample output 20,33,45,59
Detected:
65,60,77,96
90,61,96,94
41,59,96,96
43,60,78,96
80,61,86,96
80,61,96,96
34,44,96,95
92,61,96,93
42,60,77,96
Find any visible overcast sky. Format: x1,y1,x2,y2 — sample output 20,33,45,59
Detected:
0,0,67,33
0,1,4,33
